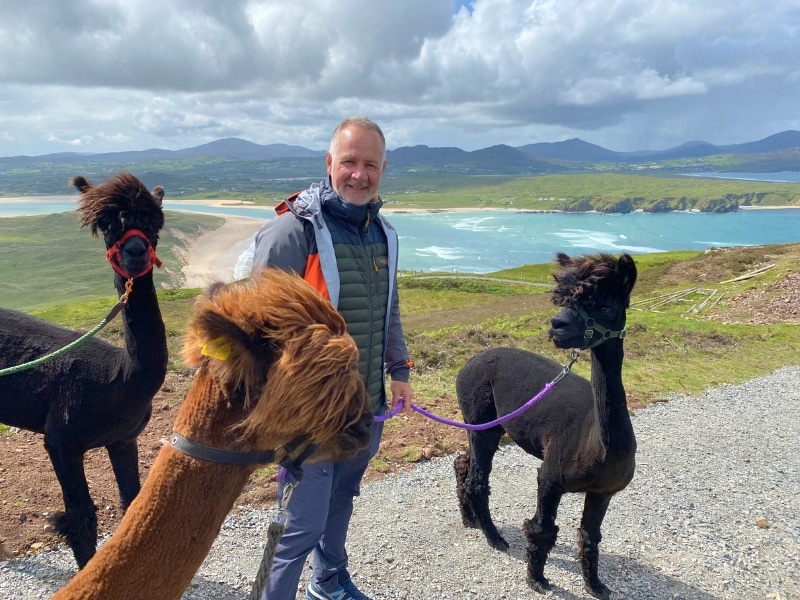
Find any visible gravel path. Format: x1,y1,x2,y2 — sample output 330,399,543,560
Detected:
2,366,798,600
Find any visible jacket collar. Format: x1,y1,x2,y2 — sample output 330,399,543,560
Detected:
320,178,382,227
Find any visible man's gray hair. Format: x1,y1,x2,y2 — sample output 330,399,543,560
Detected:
329,116,386,160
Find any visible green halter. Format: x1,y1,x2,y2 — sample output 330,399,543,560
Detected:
573,304,627,349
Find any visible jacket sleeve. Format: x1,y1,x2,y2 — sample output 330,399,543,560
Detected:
384,281,411,383
251,212,309,276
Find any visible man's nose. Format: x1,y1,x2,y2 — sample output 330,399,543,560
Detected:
351,165,368,180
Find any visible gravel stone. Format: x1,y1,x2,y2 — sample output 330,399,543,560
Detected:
1,366,798,599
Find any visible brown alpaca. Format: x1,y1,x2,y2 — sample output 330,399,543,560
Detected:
52,268,372,600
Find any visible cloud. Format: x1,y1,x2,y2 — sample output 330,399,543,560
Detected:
0,0,798,156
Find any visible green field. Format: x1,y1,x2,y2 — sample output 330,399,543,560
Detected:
0,211,223,310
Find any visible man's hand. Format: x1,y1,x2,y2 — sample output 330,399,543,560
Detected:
390,380,413,413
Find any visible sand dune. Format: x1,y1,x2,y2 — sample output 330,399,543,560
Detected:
182,216,264,288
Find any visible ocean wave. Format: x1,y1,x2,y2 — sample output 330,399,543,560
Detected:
554,229,663,253
451,216,498,232
234,241,255,280
415,246,466,260
694,241,755,247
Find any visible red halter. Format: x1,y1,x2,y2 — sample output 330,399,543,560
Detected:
105,229,163,279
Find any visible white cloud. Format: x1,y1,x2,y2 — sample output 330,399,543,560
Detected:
0,0,798,156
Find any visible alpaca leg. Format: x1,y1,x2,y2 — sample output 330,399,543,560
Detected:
44,438,97,568
453,452,478,527
522,468,562,594
106,439,141,510
577,492,613,600
460,429,508,550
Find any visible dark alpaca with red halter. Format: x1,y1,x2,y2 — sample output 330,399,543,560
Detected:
0,172,168,569
454,252,637,599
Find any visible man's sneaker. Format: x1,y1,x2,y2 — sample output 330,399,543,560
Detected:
306,578,373,600
339,578,372,600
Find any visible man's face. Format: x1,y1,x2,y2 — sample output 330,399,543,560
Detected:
326,126,387,206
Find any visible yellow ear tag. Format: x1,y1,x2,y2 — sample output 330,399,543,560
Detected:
200,336,232,361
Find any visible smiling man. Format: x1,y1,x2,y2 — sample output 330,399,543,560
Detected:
327,120,386,205
250,116,414,600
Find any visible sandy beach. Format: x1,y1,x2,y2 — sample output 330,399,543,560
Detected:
176,203,495,287
182,216,264,288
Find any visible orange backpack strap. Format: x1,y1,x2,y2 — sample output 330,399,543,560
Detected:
274,190,329,301
275,190,303,215
303,253,330,301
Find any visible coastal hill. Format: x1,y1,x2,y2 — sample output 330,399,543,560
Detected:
1,130,798,201
3,129,798,167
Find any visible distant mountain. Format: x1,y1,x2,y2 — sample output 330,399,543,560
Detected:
1,138,325,163
648,141,723,160
516,138,627,162
386,145,469,167
718,130,800,155
1,131,798,197
387,144,564,173
5,130,799,166
516,131,800,163
174,137,325,160
464,144,565,172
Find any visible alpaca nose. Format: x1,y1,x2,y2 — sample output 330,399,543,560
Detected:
550,312,570,330
123,237,148,260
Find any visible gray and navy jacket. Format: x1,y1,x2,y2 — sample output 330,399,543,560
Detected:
251,178,411,415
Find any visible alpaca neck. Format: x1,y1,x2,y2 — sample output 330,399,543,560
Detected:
114,272,167,383
588,338,632,449
52,373,258,600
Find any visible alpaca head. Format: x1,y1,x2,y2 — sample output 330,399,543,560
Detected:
181,268,372,464
71,172,165,279
548,252,637,350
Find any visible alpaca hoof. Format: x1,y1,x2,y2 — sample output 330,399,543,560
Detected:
487,535,510,551
585,581,611,600
526,573,551,594
50,510,97,569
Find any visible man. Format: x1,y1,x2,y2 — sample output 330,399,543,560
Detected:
251,116,413,600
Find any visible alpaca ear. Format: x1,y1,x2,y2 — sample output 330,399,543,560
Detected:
555,252,572,267
196,312,254,363
70,175,92,193
152,186,164,205
551,252,572,286
187,310,276,396
618,254,637,294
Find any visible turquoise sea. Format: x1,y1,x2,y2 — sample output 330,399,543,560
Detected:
3,183,800,277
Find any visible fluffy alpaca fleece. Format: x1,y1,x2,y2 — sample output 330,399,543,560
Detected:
0,172,167,568
52,268,372,600
454,253,637,600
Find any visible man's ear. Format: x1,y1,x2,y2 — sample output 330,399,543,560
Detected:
326,151,333,174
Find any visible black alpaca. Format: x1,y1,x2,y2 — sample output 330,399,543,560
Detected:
0,172,168,568
454,252,637,599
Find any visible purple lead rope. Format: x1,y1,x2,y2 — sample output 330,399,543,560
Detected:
376,381,555,430
375,350,579,430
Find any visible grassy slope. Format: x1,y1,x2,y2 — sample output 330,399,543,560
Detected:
0,210,223,310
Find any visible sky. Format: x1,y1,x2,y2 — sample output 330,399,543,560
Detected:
1,0,798,158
